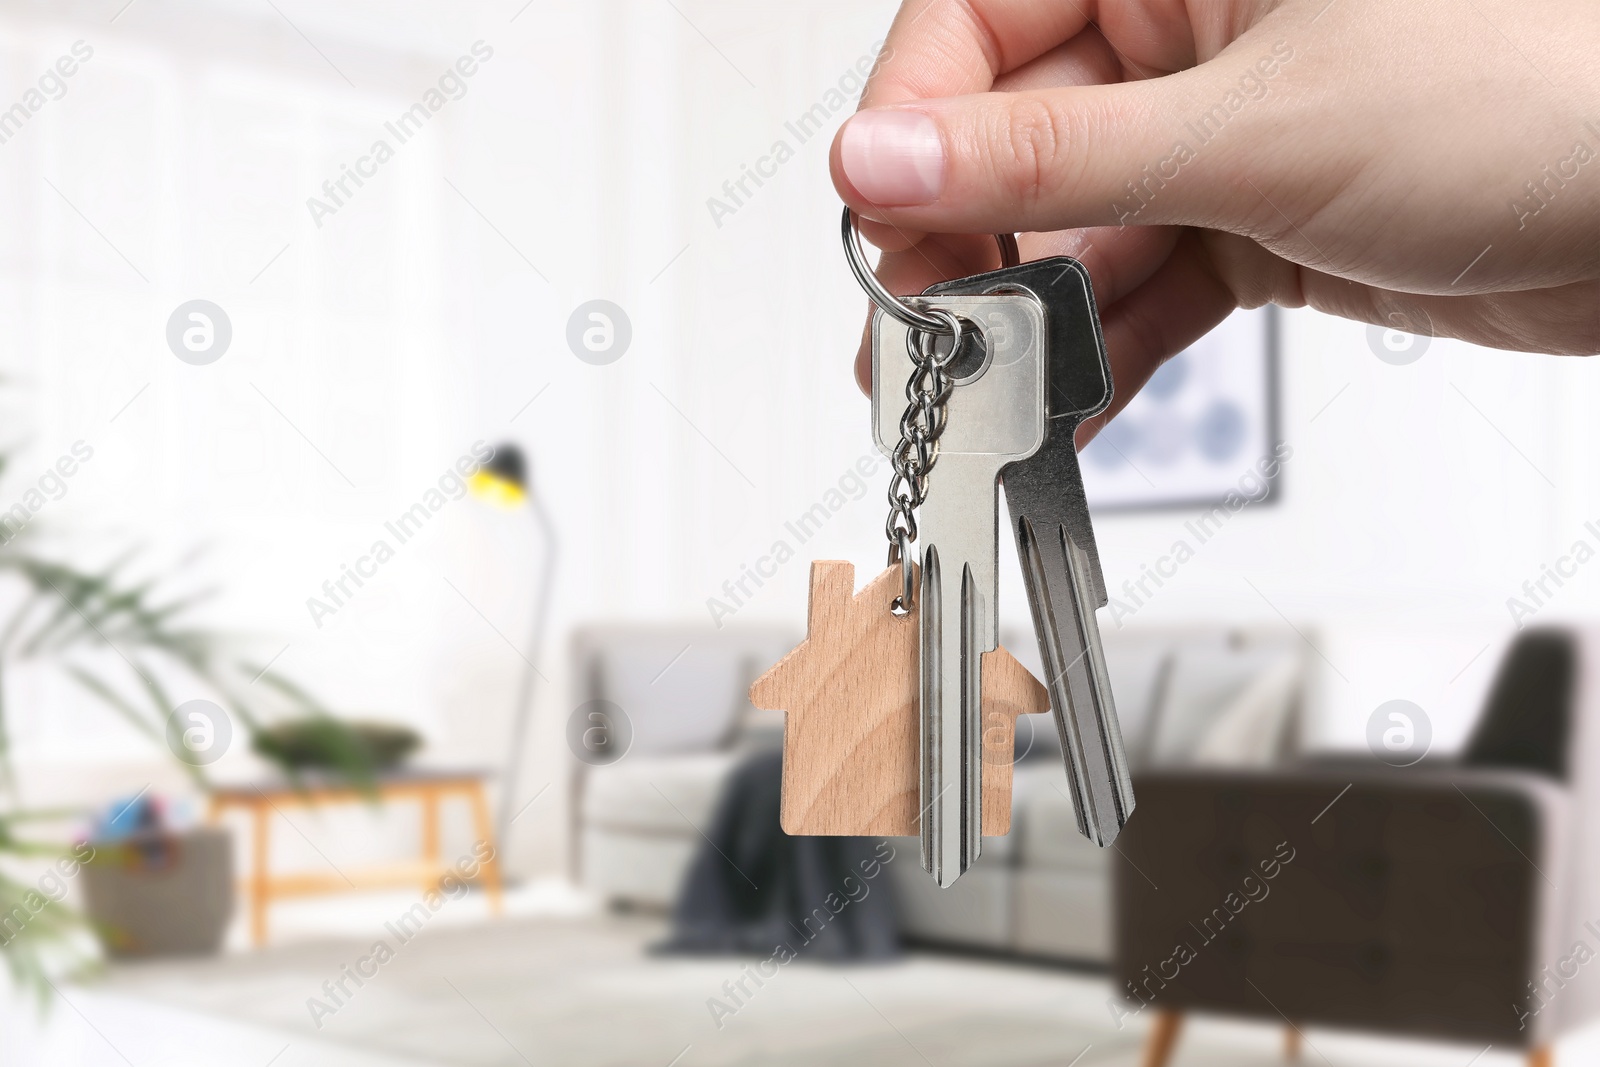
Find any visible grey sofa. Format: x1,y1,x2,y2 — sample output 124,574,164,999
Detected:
569,624,797,906
571,621,1308,964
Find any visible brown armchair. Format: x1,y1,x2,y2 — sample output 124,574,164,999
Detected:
1113,629,1600,1067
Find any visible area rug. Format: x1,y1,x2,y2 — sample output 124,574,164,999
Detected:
91,913,1141,1067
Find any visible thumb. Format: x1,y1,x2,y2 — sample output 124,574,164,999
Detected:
830,44,1297,235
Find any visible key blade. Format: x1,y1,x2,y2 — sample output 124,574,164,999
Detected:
919,546,983,887
960,562,982,878
1016,512,1135,845
916,453,1015,887
876,293,1047,888
918,543,941,878
1005,422,1133,844
921,257,1135,847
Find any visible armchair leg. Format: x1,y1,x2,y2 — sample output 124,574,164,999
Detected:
1141,1010,1183,1067
1530,1047,1552,1067
1286,1025,1301,1060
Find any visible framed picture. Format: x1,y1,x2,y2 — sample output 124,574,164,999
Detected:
1080,306,1281,511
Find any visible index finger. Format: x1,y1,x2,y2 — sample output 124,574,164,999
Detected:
863,0,1094,107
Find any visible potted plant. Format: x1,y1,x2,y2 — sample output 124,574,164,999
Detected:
0,498,387,1000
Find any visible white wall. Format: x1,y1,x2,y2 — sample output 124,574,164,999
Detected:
3,0,1596,880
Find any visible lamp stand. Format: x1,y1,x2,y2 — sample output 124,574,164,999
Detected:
495,489,557,867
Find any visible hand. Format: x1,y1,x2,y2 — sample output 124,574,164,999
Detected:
831,0,1600,440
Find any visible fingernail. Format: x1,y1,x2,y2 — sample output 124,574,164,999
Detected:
840,109,944,206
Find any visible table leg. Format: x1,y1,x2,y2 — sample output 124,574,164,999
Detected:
421,786,441,895
467,782,505,915
251,801,271,947
1141,1010,1183,1067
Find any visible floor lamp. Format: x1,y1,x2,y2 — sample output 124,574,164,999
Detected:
469,442,557,869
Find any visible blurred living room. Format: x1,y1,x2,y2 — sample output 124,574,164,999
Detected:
4,0,1600,1065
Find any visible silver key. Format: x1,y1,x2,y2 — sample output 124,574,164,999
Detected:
927,259,1135,846
873,293,1046,886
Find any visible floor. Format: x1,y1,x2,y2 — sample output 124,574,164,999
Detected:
6,885,1595,1067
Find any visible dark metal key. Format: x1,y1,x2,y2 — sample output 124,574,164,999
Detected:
928,258,1136,847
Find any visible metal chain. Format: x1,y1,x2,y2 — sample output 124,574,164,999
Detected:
885,311,963,613
840,206,1016,614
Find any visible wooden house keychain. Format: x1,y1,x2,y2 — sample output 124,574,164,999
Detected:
751,209,1136,887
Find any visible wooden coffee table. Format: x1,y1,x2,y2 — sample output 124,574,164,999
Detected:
210,769,505,946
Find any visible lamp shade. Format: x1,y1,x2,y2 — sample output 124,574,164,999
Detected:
470,443,529,509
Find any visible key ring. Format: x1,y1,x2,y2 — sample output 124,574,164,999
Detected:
841,206,1020,333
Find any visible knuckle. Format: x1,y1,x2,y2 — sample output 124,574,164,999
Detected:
1569,305,1600,356
1583,288,1600,354
992,97,1074,207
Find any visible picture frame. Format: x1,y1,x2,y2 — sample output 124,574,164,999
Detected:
1080,306,1281,512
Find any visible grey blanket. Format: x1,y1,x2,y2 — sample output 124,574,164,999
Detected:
657,749,902,960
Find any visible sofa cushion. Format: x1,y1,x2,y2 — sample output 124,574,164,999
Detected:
598,638,751,754
1102,637,1176,766
1008,632,1176,765
979,822,1019,862
1147,645,1300,768
582,753,738,834
580,827,698,908
888,854,1012,949
1190,652,1301,766
1014,763,1110,873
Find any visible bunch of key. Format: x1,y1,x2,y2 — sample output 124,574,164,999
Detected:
849,209,1136,887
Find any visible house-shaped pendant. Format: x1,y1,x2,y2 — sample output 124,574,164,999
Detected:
750,560,1049,837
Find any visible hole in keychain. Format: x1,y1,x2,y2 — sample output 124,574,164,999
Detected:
927,323,989,383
